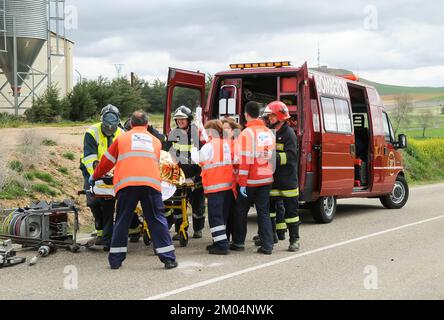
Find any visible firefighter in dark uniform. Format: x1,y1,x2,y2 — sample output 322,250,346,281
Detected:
165,106,205,239
262,101,300,252
80,104,123,250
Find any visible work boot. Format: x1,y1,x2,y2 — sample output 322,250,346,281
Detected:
277,231,286,241
95,236,103,246
193,230,203,239
252,234,260,241
288,239,300,252
229,243,245,251
257,247,272,255
164,260,178,269
209,246,229,255
172,233,180,241
103,246,110,252
129,234,140,243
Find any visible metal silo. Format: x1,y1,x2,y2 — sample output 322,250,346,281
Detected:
0,0,48,96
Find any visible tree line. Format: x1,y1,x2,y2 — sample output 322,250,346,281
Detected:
25,74,213,123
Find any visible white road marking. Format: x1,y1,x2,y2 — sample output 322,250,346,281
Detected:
145,214,444,300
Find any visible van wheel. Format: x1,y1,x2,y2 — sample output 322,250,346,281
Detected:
312,196,336,224
380,175,409,209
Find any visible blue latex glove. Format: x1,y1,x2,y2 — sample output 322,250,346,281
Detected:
239,186,248,198
88,175,95,186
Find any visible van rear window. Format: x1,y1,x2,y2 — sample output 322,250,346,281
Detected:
320,97,352,134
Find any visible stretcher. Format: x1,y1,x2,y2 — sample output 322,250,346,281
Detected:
79,177,194,247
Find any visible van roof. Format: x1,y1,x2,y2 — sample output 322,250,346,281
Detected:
215,67,375,90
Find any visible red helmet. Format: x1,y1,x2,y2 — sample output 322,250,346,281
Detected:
263,101,290,121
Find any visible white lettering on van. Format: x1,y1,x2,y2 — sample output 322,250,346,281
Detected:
313,73,349,99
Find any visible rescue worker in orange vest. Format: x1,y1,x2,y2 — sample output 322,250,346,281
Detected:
230,101,276,254
191,120,235,255
262,101,300,252
90,110,178,270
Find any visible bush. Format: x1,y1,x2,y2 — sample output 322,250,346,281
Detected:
62,152,75,161
42,139,57,146
64,82,97,121
24,84,64,123
9,160,23,173
57,167,68,175
403,138,444,183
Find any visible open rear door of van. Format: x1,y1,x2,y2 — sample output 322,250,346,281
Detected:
313,72,355,196
163,68,206,134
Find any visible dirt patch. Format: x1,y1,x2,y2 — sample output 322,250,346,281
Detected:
0,126,94,229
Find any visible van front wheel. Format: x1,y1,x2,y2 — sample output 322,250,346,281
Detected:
380,175,409,209
312,196,337,224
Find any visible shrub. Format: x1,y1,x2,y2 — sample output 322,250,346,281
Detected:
42,139,57,146
9,160,23,173
62,152,75,161
57,167,68,175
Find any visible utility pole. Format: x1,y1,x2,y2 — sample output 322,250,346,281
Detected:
114,63,125,78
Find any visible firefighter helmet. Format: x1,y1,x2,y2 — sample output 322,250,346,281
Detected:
263,101,290,121
100,104,120,119
173,105,193,121
100,104,120,136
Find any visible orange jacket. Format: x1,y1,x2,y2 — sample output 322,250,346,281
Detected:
237,119,275,187
199,137,234,194
93,126,162,194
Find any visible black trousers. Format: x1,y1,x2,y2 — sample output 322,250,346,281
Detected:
232,184,274,252
83,174,115,246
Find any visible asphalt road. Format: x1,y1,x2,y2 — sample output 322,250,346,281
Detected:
1,183,444,300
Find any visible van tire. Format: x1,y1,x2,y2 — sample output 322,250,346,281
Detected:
380,175,409,209
312,196,336,224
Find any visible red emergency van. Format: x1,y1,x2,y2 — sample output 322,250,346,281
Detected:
163,62,409,223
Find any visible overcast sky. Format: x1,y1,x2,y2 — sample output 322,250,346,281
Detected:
66,0,444,87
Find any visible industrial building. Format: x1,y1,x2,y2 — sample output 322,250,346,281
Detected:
0,0,73,115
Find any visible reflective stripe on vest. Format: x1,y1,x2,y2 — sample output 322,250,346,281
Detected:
117,151,158,162
203,182,233,192
172,142,193,152
247,177,273,185
276,143,284,151
202,161,232,170
81,123,122,174
114,176,161,191
270,188,299,198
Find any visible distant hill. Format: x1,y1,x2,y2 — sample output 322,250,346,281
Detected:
310,67,444,99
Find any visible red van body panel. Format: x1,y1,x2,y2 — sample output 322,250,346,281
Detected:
163,64,405,203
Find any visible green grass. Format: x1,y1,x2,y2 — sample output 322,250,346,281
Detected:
401,128,444,139
57,167,69,175
25,171,61,187
31,183,58,196
42,139,57,146
0,113,27,128
62,152,75,161
0,180,28,199
8,160,23,173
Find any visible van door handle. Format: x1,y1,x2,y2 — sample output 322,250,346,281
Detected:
350,144,356,155
384,146,388,155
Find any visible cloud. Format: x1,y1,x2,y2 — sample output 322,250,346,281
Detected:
68,0,444,86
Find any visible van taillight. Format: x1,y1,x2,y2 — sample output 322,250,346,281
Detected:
306,152,313,172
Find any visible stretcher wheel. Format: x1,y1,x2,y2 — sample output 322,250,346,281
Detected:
179,232,188,247
68,244,80,253
129,234,140,243
143,232,151,246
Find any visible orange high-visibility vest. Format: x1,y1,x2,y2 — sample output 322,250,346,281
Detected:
237,119,275,187
200,137,234,194
113,126,162,194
